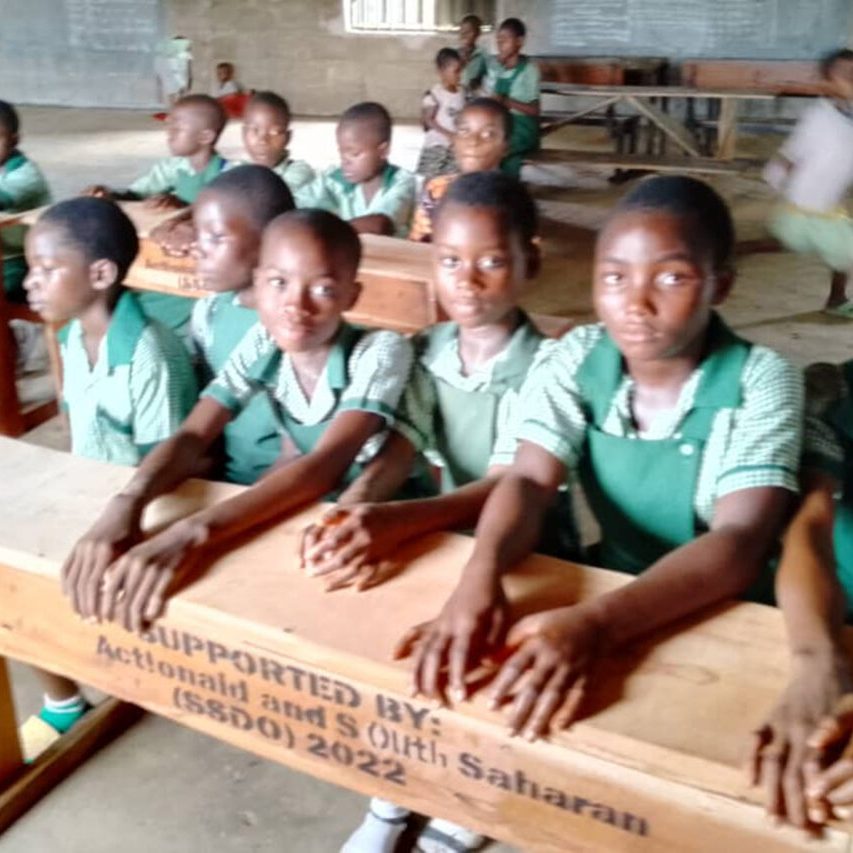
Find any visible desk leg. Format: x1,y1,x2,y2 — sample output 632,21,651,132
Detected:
717,99,739,161
0,658,22,786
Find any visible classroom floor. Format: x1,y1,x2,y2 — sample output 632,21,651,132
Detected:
6,106,853,853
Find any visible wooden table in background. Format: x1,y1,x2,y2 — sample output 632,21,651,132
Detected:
0,438,851,850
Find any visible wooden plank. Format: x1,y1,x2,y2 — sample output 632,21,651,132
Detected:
0,659,21,786
716,97,740,161
0,697,142,833
0,438,850,850
540,83,776,100
624,95,703,158
528,149,759,175
681,60,825,96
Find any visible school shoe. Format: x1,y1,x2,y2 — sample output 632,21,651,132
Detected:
416,818,486,852
340,798,411,853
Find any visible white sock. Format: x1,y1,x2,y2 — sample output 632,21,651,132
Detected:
417,817,485,853
340,798,410,853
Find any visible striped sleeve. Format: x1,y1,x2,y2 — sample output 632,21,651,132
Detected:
714,346,804,498
202,322,272,413
340,329,413,422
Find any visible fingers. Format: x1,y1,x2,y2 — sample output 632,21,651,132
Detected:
393,622,429,661
99,561,128,623
78,543,114,618
748,727,771,788
299,524,322,569
522,664,576,740
782,733,809,829
488,646,535,711
448,634,472,703
308,538,367,578
143,568,174,626
810,756,853,803
758,734,787,821
416,632,452,700
551,674,588,733
324,561,369,593
127,567,165,634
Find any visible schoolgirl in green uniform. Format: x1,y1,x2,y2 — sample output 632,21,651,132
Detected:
397,176,804,740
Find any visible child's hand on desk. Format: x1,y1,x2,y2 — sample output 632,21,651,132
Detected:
749,651,853,828
62,494,143,620
806,694,853,823
145,193,186,212
393,578,509,703
97,517,208,633
487,606,601,741
300,504,404,592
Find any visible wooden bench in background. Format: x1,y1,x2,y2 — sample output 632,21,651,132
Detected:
0,438,851,849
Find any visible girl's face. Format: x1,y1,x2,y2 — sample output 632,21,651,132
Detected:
453,107,508,173
253,223,359,353
336,122,388,185
593,210,731,364
439,59,463,90
432,202,535,329
459,21,479,50
192,192,260,293
496,29,523,63
24,223,98,323
242,102,290,169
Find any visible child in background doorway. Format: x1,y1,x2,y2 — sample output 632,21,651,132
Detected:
764,49,853,317
482,17,540,177
415,48,465,179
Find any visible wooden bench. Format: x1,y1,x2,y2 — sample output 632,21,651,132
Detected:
528,148,759,177
0,437,851,849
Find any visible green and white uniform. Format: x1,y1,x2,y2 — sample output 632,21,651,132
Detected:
59,290,198,465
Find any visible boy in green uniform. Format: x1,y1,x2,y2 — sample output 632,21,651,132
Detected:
0,100,51,300
308,172,569,853
190,164,295,484
458,14,487,92
482,17,540,178
396,176,804,741
20,197,196,759
61,209,413,635
239,91,315,204
84,94,230,340
301,102,416,237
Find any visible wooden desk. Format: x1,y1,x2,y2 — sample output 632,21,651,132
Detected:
536,55,668,87
539,83,776,163
680,60,825,97
0,437,850,850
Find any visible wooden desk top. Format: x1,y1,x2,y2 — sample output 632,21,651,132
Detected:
541,83,777,100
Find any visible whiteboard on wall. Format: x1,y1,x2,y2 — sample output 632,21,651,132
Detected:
0,0,165,107
538,0,850,59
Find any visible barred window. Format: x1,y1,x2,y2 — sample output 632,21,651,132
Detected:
346,1,495,34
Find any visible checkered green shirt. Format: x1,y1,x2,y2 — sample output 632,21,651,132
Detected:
493,321,804,525
60,291,198,465
300,163,416,237
0,151,51,262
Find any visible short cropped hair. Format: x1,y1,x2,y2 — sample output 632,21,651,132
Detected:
174,94,228,139
0,101,20,136
610,175,735,271
498,17,526,38
820,48,853,79
201,165,295,229
247,90,292,124
339,102,392,144
266,208,362,274
460,14,482,30
39,198,139,282
461,97,512,141
436,47,462,69
436,170,538,245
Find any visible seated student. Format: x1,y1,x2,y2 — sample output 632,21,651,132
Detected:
458,14,487,93
85,95,229,339
306,171,565,853
416,48,465,179
0,100,51,301
301,102,416,237
214,61,243,97
60,209,413,634
482,17,540,178
395,176,804,742
190,164,295,483
749,362,853,830
85,94,228,209
409,97,510,243
20,197,196,760
764,49,853,317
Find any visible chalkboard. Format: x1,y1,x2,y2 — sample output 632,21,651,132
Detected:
535,0,851,59
0,0,164,108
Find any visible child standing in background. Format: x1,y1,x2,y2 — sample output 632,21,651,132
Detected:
20,198,196,761
214,61,243,97
483,17,540,177
415,48,465,179
302,102,416,236
458,14,487,92
764,49,853,317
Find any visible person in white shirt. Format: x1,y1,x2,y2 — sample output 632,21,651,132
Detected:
764,49,853,317
416,47,466,178
214,61,244,97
